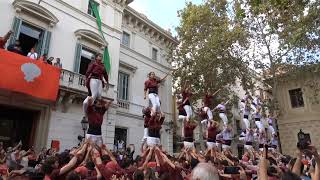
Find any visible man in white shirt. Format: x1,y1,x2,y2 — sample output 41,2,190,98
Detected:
27,48,38,60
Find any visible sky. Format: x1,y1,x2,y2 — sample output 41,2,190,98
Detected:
129,0,203,35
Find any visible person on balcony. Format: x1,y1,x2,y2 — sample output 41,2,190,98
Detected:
144,72,169,117
53,58,62,68
86,97,112,145
27,47,38,60
83,53,109,118
0,30,12,49
7,40,23,55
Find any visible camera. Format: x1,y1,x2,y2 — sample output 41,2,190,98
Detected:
297,129,311,150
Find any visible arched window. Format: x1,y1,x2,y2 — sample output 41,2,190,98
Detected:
73,29,108,75
10,0,59,56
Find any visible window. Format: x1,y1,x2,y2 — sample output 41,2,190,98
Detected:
289,88,304,108
121,32,130,47
79,48,96,75
87,0,99,18
118,72,129,100
152,48,158,60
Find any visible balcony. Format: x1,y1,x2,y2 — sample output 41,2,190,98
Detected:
59,69,112,98
117,99,130,109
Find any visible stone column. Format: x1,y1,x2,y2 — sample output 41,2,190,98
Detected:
103,105,118,149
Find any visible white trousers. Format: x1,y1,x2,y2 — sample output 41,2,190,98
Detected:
206,142,217,149
244,145,253,150
243,118,250,129
255,121,264,131
183,141,195,149
268,125,275,135
203,107,213,120
148,93,161,112
183,105,193,119
222,144,231,150
219,113,228,125
86,134,103,146
178,115,186,121
146,137,161,147
143,128,149,140
83,79,103,115
251,104,257,112
240,102,246,112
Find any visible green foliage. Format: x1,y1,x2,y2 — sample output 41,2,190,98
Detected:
173,0,253,103
174,0,320,114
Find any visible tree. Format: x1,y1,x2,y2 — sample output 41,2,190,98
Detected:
173,0,253,102
236,0,320,114
173,0,254,149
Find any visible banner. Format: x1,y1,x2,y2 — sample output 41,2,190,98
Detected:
0,49,60,101
90,1,111,73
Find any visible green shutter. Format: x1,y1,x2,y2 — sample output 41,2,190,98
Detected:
41,31,51,56
74,43,82,72
36,32,45,54
9,17,22,45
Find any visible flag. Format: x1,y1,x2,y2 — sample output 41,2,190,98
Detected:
90,1,111,73
0,49,60,101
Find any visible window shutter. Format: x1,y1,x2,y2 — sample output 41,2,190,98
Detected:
41,31,52,56
9,17,22,46
73,43,82,72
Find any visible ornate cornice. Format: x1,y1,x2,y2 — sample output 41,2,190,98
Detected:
113,0,134,7
123,7,179,49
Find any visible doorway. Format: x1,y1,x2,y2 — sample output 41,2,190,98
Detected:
0,105,40,149
114,127,127,151
18,22,44,56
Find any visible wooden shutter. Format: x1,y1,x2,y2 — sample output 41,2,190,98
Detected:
9,17,22,45
41,31,52,56
73,43,82,72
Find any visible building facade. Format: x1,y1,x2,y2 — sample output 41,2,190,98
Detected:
0,0,178,155
275,73,320,155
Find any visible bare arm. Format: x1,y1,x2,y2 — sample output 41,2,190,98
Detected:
212,88,221,96
60,143,88,175
160,72,170,82
292,150,302,176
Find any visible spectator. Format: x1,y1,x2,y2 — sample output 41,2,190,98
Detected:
39,54,48,63
47,57,54,65
7,40,23,55
0,30,13,49
53,58,62,68
27,47,38,60
191,162,219,180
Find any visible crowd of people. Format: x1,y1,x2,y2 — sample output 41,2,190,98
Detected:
0,30,62,68
0,138,319,179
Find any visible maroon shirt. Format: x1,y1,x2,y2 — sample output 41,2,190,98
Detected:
144,78,161,94
203,94,213,107
96,164,113,179
207,126,218,142
85,61,108,84
182,91,192,105
184,122,197,138
87,105,107,126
